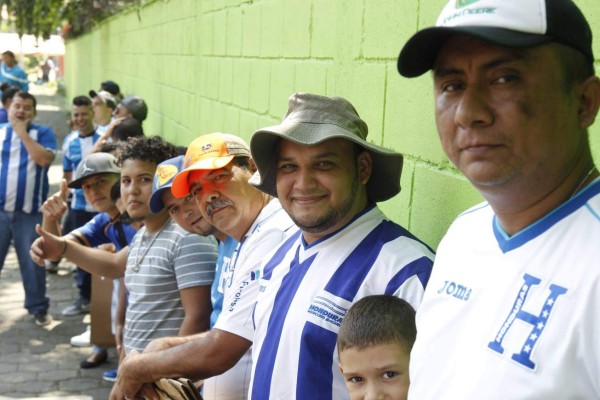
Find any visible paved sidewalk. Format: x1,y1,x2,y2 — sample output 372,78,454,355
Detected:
0,85,116,399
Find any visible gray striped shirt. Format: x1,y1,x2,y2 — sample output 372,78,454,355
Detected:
124,219,217,354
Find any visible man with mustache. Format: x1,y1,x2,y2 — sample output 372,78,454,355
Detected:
118,95,434,400
121,132,296,400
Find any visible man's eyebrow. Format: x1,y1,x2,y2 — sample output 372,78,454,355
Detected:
278,151,340,162
434,53,527,78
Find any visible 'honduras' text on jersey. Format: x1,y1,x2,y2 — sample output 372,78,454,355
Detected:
408,178,600,399
248,204,434,400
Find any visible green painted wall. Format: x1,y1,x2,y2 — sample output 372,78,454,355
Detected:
65,0,600,249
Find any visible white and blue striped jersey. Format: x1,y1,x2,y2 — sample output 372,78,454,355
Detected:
207,199,296,400
0,123,57,213
62,130,100,212
218,204,434,400
408,178,600,399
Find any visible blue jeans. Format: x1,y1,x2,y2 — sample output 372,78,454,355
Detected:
0,210,49,315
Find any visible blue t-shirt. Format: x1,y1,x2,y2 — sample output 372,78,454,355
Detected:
210,236,238,328
71,212,136,250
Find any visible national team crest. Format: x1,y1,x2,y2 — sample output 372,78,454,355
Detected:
156,164,178,187
456,0,481,8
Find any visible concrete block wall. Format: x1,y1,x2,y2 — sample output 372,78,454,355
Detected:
65,0,600,249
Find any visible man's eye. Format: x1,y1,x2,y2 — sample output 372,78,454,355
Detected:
278,164,296,171
494,74,519,85
441,81,464,93
348,376,364,384
169,207,179,215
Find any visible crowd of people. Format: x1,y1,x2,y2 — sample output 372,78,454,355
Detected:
0,0,597,399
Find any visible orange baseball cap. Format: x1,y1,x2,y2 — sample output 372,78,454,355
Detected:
171,132,250,198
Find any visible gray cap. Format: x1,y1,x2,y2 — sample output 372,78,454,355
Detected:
121,95,148,123
89,90,117,109
68,153,121,189
249,93,404,202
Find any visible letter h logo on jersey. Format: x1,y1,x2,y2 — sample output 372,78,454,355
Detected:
487,273,567,370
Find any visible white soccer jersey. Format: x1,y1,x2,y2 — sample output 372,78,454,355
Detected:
409,179,600,399
226,204,434,400
207,198,296,400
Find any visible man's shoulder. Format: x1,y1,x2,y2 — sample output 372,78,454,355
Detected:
30,123,56,135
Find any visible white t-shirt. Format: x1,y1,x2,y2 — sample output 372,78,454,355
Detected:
219,204,434,400
409,179,600,399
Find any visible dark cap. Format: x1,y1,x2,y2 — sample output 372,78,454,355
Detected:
68,153,121,189
100,80,121,96
397,0,593,78
149,156,185,213
121,95,148,123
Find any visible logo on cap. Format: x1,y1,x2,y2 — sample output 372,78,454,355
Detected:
202,143,212,151
81,160,95,175
456,0,481,8
156,164,179,187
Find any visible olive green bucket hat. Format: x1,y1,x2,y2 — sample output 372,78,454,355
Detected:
249,92,404,202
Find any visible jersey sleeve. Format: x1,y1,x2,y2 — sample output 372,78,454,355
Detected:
173,233,218,290
37,125,57,153
71,213,111,248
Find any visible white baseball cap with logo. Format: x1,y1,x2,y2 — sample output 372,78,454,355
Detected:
397,0,593,78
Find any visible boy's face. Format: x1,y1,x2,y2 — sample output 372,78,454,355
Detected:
339,342,410,400
81,173,119,213
121,159,156,220
161,190,215,236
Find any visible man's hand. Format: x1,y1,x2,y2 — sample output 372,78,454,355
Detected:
8,111,32,138
41,179,69,222
118,351,155,399
30,224,66,266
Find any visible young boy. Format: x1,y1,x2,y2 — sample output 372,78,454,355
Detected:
337,295,416,400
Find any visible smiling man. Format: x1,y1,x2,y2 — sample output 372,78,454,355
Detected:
117,95,434,400
397,0,600,398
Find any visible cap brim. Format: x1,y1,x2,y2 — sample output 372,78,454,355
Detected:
68,172,102,189
149,187,169,213
170,155,235,198
397,26,551,78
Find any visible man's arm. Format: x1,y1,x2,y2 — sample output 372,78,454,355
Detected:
31,224,128,278
40,179,69,235
178,285,212,336
118,328,251,398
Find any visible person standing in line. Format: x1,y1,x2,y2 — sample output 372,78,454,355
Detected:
0,91,56,325
397,0,600,398
0,51,29,91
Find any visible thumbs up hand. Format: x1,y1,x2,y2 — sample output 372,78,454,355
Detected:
41,179,69,222
30,224,67,266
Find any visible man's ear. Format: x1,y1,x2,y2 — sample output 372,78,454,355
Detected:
578,75,600,129
357,151,373,185
248,158,258,173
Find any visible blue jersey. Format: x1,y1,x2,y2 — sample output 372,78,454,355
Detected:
0,122,57,213
211,236,238,328
62,130,101,212
0,63,29,91
71,212,136,250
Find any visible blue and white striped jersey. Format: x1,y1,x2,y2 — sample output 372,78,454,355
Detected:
62,129,100,212
218,204,434,400
0,122,57,213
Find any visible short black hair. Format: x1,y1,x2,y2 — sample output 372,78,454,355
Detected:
113,118,144,141
1,86,19,105
72,95,92,108
337,295,416,353
117,135,179,167
15,91,37,111
554,43,595,90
